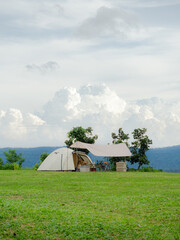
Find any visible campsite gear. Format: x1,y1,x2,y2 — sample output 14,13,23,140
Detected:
116,162,127,172
80,165,90,172
90,168,96,172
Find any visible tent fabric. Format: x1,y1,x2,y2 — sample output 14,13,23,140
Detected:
37,148,75,171
70,141,132,157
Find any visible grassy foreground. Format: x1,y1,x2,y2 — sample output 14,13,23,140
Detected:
0,171,179,240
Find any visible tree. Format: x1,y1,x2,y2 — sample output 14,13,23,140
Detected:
109,128,130,169
0,158,4,169
112,128,129,145
65,126,98,153
40,153,49,162
3,149,25,168
130,128,152,170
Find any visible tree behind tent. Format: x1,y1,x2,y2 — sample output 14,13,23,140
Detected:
65,126,98,153
109,128,130,170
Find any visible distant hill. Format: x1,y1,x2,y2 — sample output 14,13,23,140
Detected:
146,145,180,172
0,145,180,172
0,147,59,168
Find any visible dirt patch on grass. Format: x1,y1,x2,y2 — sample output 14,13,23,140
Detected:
21,223,35,228
9,195,23,199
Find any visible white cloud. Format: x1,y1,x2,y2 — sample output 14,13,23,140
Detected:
0,110,6,119
26,113,45,126
65,87,81,113
0,109,47,146
0,109,27,141
0,84,180,147
75,6,145,41
42,84,126,123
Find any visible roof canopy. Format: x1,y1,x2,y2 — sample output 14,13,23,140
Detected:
70,141,132,157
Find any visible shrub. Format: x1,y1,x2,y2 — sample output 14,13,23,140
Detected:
127,168,138,172
1,163,22,170
2,163,14,170
33,162,40,170
13,163,20,170
40,153,49,162
139,166,163,172
127,166,163,172
110,163,116,171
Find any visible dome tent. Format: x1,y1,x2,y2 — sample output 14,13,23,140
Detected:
37,147,94,171
38,148,75,171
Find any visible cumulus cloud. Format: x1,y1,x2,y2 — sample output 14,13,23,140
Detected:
0,109,47,146
0,84,180,147
0,109,27,141
42,84,126,123
26,61,59,74
40,84,180,147
26,113,45,126
80,84,127,114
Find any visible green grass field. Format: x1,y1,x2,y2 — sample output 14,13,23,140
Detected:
0,170,179,240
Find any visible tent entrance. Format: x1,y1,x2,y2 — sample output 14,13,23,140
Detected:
73,151,95,171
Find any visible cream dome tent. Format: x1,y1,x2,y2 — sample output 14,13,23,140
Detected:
38,148,74,171
37,147,94,171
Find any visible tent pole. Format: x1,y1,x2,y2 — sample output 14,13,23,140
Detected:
67,147,68,171
74,146,77,171
61,154,63,171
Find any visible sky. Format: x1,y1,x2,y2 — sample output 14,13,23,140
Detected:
0,0,180,148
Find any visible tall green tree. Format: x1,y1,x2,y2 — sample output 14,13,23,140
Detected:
65,126,98,153
110,128,130,170
130,128,152,170
4,149,25,168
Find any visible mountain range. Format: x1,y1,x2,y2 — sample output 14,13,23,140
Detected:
0,145,180,172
